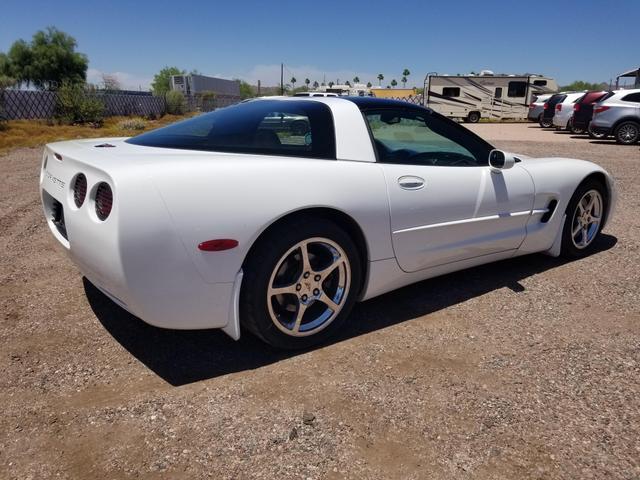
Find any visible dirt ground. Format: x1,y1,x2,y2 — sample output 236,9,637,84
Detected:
1,124,639,479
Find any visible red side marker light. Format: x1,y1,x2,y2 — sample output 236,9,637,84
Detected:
198,239,239,252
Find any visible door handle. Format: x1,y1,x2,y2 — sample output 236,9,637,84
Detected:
398,175,425,190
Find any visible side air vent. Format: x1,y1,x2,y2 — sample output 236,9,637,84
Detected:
541,199,558,223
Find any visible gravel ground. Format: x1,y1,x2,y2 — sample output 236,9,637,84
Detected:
1,124,639,479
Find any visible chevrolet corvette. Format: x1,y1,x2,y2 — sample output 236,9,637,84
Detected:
40,97,616,349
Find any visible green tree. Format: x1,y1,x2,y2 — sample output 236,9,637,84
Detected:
313,80,319,89
238,80,255,99
353,76,360,84
290,77,297,90
151,66,185,96
0,27,88,90
304,78,310,90
560,80,608,91
328,81,334,87
402,68,410,87
345,80,351,87
366,81,372,88
391,79,398,87
377,73,384,86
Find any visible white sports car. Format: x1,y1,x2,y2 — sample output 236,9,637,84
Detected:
40,97,616,349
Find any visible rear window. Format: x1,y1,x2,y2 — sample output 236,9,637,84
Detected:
126,100,336,159
533,80,547,86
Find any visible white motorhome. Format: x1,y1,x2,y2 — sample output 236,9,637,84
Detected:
424,72,558,122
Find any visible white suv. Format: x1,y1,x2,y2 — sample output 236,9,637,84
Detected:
552,92,586,130
590,89,640,144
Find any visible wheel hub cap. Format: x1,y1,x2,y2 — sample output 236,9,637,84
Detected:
571,189,603,249
267,238,351,337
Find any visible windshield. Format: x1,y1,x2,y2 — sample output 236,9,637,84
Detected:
126,100,336,159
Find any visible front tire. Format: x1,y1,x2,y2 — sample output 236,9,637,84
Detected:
240,218,361,349
614,121,640,145
467,111,480,123
561,180,607,259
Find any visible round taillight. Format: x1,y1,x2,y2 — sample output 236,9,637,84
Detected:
95,183,113,221
73,174,87,208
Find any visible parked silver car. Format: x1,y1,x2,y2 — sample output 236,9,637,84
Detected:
590,89,640,144
527,94,553,123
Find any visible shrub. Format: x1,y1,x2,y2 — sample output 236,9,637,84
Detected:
55,81,105,126
165,90,185,115
117,117,147,131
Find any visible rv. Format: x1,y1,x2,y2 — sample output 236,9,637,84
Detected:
424,72,558,122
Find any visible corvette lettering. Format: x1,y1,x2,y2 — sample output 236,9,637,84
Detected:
45,171,65,189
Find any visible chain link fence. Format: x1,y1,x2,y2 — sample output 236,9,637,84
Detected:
0,89,241,120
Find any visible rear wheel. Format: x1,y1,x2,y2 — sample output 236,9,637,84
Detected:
467,111,480,123
614,121,640,145
539,116,553,128
588,123,607,139
561,180,607,258
570,120,585,134
240,218,361,349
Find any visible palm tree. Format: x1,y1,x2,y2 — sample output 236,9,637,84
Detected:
366,81,372,88
401,76,407,87
377,73,384,86
290,77,297,90
313,80,319,89
346,80,351,87
353,76,360,84
305,78,310,90
402,68,410,87
391,79,398,88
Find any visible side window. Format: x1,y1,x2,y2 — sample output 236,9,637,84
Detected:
364,109,490,167
495,87,503,99
622,92,640,103
533,80,547,87
442,87,460,97
508,81,527,97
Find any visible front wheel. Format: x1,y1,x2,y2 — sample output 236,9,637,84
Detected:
614,121,640,145
467,111,480,123
240,218,361,349
561,180,607,258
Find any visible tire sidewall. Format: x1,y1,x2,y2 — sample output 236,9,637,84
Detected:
240,218,361,349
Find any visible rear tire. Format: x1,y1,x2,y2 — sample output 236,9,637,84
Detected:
539,116,553,128
240,218,361,349
614,121,640,145
588,123,607,139
570,121,585,134
560,179,607,259
467,111,480,123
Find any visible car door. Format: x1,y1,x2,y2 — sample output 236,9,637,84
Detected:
363,108,535,273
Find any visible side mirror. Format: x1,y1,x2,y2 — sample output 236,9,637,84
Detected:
489,149,516,172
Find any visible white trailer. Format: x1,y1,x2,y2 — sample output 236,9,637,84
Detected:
424,72,558,122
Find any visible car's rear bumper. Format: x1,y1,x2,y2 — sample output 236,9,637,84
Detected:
553,114,571,128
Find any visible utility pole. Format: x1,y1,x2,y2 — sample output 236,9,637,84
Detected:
281,63,284,96
257,80,261,96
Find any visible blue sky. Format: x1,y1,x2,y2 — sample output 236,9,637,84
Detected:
1,0,638,90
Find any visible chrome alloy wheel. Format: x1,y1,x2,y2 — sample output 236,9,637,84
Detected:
267,237,351,337
571,189,603,249
618,123,639,143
